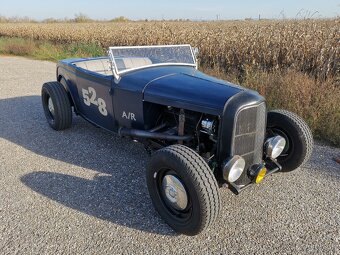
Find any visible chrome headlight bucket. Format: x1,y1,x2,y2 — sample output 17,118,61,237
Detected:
265,135,286,159
222,155,246,183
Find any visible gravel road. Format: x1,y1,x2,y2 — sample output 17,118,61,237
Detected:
0,56,339,255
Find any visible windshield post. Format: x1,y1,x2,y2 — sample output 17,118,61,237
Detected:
108,50,121,81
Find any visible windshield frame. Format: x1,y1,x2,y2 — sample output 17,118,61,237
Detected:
108,44,197,80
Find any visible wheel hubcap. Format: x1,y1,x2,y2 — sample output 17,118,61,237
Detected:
48,98,55,116
162,175,188,211
272,128,290,156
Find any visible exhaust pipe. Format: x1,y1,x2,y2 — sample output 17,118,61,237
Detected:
119,127,192,141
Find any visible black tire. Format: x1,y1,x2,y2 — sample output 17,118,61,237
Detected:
267,109,313,172
41,81,72,130
146,144,220,235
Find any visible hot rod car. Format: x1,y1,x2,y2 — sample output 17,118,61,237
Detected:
41,45,313,235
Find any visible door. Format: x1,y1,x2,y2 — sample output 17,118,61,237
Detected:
75,70,116,131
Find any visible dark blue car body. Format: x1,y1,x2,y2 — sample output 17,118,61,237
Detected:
57,57,252,132
55,55,269,191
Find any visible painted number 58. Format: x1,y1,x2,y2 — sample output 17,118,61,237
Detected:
82,87,108,116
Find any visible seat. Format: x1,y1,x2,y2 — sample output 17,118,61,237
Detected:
73,59,113,75
73,57,152,75
121,57,152,70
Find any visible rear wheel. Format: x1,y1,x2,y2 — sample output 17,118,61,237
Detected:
146,144,220,235
41,81,72,130
267,109,313,172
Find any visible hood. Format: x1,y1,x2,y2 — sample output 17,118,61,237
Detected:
143,72,243,115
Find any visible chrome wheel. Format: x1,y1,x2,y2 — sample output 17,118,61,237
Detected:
162,175,188,211
48,97,55,116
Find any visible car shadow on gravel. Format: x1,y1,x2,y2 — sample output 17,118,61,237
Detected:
0,96,175,235
21,171,175,235
0,96,148,176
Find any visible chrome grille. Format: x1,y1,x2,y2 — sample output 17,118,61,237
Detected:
233,103,266,184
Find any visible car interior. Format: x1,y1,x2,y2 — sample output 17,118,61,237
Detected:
72,57,152,76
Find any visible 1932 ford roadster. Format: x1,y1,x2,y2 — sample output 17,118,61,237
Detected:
41,45,313,235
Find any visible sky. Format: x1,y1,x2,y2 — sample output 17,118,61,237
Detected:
0,0,339,20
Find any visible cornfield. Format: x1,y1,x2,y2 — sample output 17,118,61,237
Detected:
0,19,338,80
0,20,339,144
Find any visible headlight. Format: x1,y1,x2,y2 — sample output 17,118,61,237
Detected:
265,135,286,159
223,155,246,183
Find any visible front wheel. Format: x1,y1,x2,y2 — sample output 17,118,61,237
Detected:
267,109,313,172
146,144,221,235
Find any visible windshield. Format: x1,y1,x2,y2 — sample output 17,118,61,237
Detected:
108,45,196,75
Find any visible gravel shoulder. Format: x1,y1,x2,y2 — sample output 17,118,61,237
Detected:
0,56,339,255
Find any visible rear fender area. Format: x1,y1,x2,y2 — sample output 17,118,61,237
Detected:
57,73,77,112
